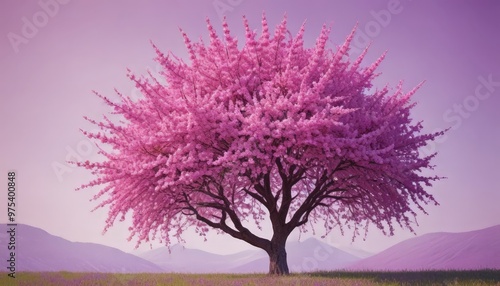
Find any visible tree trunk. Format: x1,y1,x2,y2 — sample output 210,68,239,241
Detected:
268,241,289,275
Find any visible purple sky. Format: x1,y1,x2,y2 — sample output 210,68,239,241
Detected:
1,0,499,255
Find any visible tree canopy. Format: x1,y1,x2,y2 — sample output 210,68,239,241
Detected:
77,14,444,274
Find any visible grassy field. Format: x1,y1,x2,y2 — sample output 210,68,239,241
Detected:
2,270,500,286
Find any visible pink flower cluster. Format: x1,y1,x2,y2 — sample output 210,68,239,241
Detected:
78,14,443,247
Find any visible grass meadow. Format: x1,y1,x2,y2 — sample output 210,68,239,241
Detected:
2,270,500,286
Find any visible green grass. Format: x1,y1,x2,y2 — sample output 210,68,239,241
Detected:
1,270,499,286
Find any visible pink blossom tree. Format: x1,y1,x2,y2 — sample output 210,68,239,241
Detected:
78,15,444,275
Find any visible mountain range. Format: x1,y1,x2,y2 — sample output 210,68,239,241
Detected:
348,224,500,271
0,224,162,272
1,223,499,272
139,237,360,273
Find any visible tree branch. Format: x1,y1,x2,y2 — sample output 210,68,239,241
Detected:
184,181,271,250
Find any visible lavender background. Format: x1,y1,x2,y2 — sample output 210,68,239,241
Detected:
1,0,499,256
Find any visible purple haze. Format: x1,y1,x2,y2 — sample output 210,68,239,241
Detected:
0,0,499,256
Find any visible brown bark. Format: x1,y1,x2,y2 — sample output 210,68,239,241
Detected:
267,240,289,275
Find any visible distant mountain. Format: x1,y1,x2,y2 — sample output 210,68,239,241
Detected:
348,225,500,271
339,247,373,259
139,243,266,273
0,224,163,272
230,238,361,273
140,237,361,273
